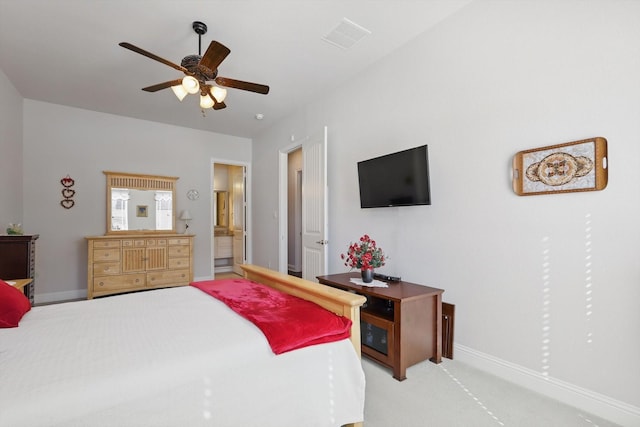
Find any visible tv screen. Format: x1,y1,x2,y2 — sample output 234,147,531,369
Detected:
357,145,431,208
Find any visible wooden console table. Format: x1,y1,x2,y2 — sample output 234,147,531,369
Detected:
317,272,444,381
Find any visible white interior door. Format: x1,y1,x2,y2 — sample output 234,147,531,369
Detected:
301,126,328,281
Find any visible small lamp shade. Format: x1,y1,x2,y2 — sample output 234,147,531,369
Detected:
200,93,215,109
181,76,200,94
180,210,192,234
211,86,227,103
171,84,188,101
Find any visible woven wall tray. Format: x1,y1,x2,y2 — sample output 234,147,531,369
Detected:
512,137,608,196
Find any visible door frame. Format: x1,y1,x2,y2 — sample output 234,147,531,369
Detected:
278,127,328,278
278,141,301,274
211,158,251,278
292,169,302,272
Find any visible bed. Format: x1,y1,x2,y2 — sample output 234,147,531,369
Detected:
0,264,366,427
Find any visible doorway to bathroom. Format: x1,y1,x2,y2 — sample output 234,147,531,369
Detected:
212,161,248,276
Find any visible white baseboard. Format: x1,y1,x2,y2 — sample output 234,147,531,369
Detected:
35,289,86,305
287,264,301,273
454,344,640,427
35,277,215,305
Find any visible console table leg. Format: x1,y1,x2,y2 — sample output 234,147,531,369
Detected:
432,293,443,364
393,367,407,381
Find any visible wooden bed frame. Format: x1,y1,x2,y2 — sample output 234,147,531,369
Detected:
241,265,366,427
242,264,366,357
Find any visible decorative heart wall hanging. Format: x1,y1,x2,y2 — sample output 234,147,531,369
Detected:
62,188,75,199
61,176,75,187
60,175,75,209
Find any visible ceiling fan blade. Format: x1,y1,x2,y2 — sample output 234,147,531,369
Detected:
215,77,270,95
119,42,188,73
142,79,183,92
199,41,231,71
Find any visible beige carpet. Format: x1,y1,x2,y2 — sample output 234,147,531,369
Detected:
361,357,619,427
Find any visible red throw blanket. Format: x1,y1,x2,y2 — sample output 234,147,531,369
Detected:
191,279,352,354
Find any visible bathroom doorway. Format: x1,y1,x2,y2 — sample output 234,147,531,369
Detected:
212,161,249,277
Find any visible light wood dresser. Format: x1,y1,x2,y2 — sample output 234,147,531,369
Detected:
86,234,193,299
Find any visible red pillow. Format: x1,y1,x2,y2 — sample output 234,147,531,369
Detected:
0,279,31,328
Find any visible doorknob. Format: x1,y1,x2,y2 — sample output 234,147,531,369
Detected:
316,239,328,245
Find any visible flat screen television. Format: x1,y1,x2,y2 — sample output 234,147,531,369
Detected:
357,145,431,208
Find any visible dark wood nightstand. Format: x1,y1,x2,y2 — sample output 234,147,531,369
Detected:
317,272,444,381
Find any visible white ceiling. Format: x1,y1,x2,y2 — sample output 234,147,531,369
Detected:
0,1,472,139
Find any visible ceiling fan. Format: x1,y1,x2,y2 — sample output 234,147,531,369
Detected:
119,21,269,111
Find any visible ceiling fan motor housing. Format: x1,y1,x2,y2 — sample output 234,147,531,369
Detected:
181,54,202,70
181,55,217,81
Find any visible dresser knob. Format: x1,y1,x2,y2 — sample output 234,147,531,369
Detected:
99,282,104,287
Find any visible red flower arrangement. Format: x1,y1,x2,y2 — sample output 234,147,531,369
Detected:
341,234,386,271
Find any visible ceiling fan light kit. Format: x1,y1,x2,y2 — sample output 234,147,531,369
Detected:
119,20,269,112
171,84,188,101
210,86,227,102
181,76,200,94
200,93,215,109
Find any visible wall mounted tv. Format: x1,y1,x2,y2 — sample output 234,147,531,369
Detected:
357,145,431,208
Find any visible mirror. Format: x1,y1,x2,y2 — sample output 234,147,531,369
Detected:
214,191,229,228
104,171,178,234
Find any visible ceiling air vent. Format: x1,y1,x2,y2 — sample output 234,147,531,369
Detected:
322,18,371,50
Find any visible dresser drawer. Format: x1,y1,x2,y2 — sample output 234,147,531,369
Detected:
168,257,189,269
147,269,190,287
93,240,121,249
168,245,190,258
168,237,191,246
93,274,145,292
93,261,121,276
93,248,121,262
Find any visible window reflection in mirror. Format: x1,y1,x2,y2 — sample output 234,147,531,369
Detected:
104,171,178,235
110,189,173,231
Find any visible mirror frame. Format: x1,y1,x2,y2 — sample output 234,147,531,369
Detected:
104,171,178,235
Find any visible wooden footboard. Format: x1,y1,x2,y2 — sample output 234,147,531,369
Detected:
241,264,366,357
241,265,366,427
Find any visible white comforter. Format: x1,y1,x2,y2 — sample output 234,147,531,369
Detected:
0,286,365,427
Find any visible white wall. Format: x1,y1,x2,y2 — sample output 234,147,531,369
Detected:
22,100,251,301
251,0,640,424
0,68,23,226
